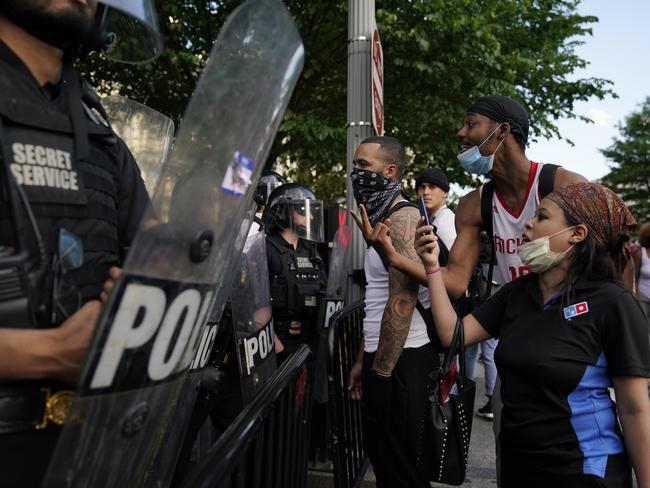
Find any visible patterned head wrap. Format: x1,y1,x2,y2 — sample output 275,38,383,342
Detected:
546,182,637,263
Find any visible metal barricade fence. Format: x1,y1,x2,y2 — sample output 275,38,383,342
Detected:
327,300,369,488
181,345,313,488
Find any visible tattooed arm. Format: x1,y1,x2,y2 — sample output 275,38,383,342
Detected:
372,205,421,375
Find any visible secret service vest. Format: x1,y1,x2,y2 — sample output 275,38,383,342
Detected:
0,57,127,327
266,233,325,330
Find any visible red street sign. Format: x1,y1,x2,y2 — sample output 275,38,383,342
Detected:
371,28,384,136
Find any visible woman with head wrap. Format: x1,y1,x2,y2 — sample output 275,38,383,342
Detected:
415,182,650,488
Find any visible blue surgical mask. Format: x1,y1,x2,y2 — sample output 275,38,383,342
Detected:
457,125,504,175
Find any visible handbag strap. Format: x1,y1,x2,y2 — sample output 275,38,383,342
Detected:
439,316,468,385
457,316,467,382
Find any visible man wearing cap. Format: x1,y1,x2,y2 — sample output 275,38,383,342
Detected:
415,167,456,251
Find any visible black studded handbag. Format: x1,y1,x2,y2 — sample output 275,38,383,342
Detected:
416,316,476,485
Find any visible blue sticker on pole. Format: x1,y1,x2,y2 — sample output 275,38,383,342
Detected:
222,151,255,196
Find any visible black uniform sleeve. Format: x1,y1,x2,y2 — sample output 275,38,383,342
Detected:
602,287,650,378
115,138,152,249
316,246,327,288
265,234,282,276
471,278,518,338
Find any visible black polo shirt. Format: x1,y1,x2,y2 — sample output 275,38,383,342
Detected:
473,274,650,478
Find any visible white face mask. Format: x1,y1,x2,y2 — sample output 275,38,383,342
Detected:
518,226,575,273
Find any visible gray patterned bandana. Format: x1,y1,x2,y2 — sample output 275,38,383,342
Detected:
350,168,403,226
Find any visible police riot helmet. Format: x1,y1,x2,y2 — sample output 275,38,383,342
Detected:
91,0,162,64
265,183,324,242
0,0,162,64
254,170,287,207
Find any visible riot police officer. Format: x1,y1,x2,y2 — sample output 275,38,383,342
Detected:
263,183,327,362
0,1,161,485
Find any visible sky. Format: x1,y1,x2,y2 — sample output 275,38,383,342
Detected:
527,0,649,182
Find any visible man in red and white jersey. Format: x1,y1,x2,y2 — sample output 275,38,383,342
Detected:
445,96,586,295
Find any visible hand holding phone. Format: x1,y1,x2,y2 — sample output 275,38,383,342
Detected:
417,197,437,234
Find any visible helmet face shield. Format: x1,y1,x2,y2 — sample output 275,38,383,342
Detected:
283,199,324,243
100,0,162,63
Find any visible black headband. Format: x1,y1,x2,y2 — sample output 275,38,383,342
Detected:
467,95,529,145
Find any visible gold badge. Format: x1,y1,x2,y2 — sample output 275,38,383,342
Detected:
35,389,75,429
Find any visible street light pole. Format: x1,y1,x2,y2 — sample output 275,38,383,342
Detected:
346,0,374,302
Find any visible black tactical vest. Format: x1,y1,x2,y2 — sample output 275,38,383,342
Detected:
0,57,125,327
266,233,325,330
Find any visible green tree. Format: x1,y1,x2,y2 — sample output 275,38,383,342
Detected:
601,97,650,225
81,0,613,203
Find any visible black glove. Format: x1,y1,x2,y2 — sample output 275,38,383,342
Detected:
362,369,392,423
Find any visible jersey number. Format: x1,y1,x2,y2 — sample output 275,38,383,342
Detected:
508,265,531,281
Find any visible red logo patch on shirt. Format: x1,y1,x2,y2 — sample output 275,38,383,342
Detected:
563,301,589,319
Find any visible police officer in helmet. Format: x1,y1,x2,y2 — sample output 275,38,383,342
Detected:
0,1,161,485
250,170,286,236
263,183,327,362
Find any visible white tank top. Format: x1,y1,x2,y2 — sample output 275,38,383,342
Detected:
363,247,430,353
639,248,650,297
483,161,544,285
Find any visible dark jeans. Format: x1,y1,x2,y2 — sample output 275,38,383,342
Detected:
362,342,438,488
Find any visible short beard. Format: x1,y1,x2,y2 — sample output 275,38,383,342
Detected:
0,0,95,50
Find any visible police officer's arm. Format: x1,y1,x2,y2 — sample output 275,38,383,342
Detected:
442,189,483,298
372,207,421,375
415,228,490,347
0,300,101,383
114,138,153,250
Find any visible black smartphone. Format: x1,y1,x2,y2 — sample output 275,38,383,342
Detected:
417,197,437,234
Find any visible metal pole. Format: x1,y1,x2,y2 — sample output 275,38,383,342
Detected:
346,0,375,303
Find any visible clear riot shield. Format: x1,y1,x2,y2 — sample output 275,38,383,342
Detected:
144,202,257,488
312,212,352,403
322,211,353,328
43,0,304,486
232,230,276,404
102,95,174,196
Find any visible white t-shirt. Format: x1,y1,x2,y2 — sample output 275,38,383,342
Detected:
483,161,545,285
431,205,456,251
363,246,430,353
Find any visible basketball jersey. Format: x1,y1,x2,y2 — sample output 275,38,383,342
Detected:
483,161,544,285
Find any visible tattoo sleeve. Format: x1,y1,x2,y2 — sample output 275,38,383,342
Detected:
373,207,421,374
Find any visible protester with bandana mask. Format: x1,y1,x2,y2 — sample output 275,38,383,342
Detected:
347,135,436,488
415,182,650,488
